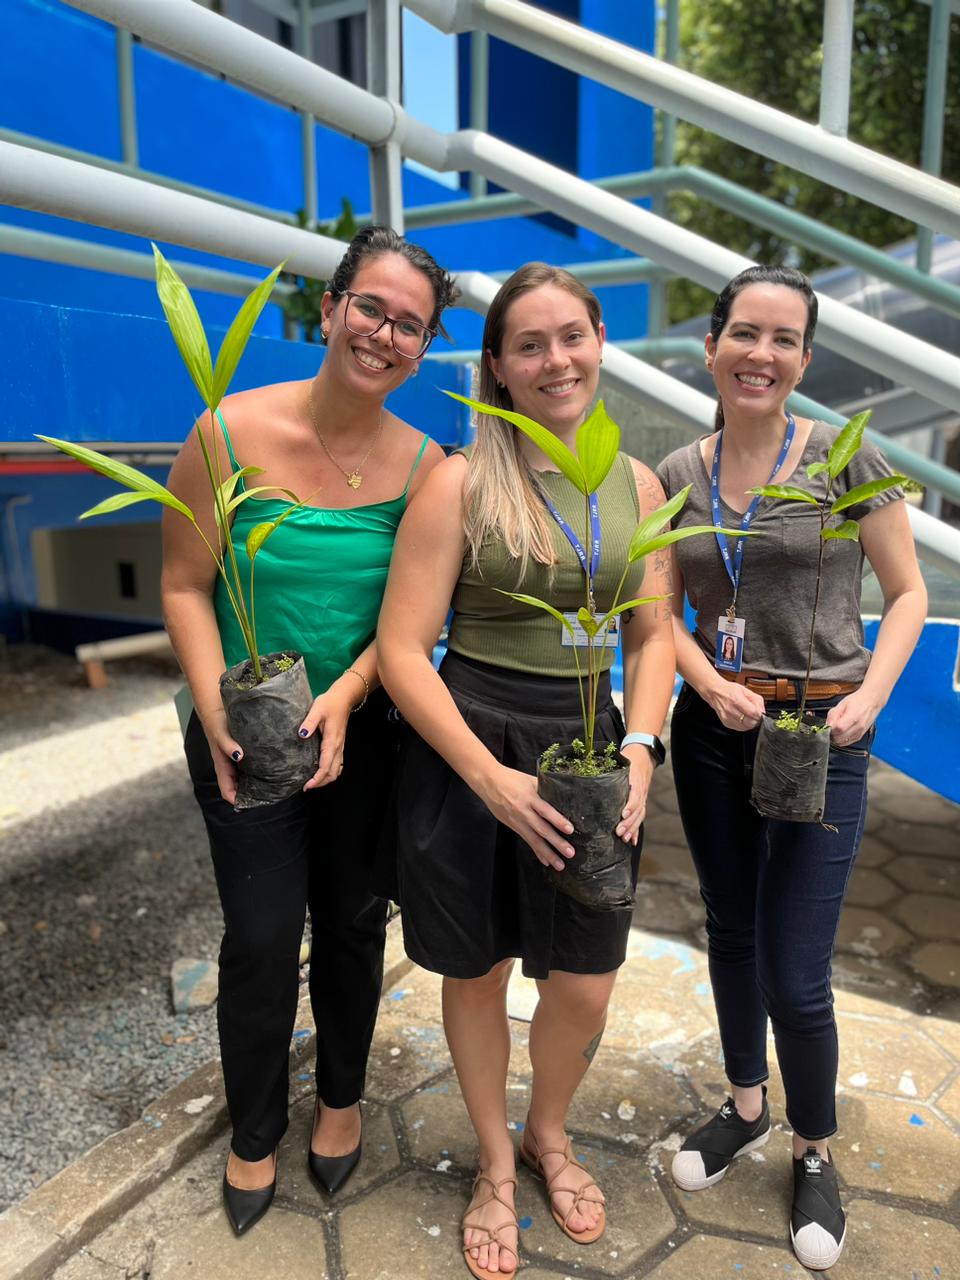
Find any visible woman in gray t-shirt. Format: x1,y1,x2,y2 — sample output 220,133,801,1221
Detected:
656,265,926,1272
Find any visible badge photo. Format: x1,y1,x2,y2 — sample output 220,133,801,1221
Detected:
715,614,746,672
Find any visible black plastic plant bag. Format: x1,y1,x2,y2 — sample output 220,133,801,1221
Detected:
751,714,831,823
219,651,319,810
537,743,634,911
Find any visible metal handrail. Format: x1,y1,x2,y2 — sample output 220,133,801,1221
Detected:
403,0,960,239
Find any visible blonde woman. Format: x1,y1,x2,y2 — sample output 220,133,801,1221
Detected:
378,265,675,1277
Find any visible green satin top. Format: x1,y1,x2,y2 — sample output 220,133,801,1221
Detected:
448,451,641,677
213,410,427,697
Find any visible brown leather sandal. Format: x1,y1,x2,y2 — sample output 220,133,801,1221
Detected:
461,1171,521,1279
519,1125,606,1244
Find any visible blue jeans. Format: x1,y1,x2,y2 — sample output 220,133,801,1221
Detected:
670,683,873,1140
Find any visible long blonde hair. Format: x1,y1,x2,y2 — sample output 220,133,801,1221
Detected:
463,263,603,577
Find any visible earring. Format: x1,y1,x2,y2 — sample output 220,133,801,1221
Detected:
497,380,505,389
321,327,329,340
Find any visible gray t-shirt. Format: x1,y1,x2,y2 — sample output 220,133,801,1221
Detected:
655,422,903,682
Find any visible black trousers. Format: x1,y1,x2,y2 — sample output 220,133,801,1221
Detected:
184,690,396,1161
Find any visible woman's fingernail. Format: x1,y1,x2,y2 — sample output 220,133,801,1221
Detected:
299,727,309,738
231,750,242,761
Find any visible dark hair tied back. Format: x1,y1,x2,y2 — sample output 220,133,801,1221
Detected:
326,225,460,342
709,265,818,430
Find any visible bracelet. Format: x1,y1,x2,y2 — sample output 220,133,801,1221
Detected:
345,667,369,712
620,731,666,766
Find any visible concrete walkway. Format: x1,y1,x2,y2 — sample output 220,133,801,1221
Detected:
1,755,958,1280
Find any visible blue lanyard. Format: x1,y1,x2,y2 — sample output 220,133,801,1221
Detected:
540,489,601,587
711,414,795,606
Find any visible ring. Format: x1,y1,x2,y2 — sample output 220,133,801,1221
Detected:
738,712,745,724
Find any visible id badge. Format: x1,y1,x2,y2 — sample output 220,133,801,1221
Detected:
561,612,621,648
715,613,745,672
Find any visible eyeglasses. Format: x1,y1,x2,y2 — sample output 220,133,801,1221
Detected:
335,291,436,359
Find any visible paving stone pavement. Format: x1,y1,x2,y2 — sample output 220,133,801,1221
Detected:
1,755,958,1280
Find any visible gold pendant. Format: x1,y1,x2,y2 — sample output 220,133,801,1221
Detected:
347,472,362,489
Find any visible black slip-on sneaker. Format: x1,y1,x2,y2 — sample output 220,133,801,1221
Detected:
671,1088,770,1191
790,1146,846,1270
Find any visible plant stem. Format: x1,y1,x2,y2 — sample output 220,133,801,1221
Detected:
799,475,835,722
584,488,595,757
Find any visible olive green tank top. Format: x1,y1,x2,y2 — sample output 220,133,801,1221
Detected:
448,451,641,677
213,410,427,697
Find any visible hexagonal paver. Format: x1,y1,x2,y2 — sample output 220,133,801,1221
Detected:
673,1125,794,1240
365,968,451,1102
872,793,960,826
886,855,960,896
608,931,714,1053
339,1168,471,1278
909,942,960,990
563,1048,696,1146
278,1093,400,1205
516,1147,676,1275
855,833,895,868
841,1198,960,1279
844,866,899,910
921,1012,960,1063
644,1234,796,1278
831,1094,959,1204
894,893,960,941
670,1034,787,1123
836,906,910,958
877,821,960,858
936,1073,960,1129
836,1015,953,1100
401,1074,485,1172
832,955,921,1018
630,880,703,935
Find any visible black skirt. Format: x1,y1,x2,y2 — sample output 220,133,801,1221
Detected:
393,650,640,980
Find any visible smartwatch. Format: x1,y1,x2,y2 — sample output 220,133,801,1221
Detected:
620,731,666,767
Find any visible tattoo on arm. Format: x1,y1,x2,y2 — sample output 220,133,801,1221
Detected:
652,551,675,620
583,1028,604,1064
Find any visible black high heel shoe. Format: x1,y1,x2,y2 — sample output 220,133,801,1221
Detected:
307,1100,361,1195
222,1149,277,1235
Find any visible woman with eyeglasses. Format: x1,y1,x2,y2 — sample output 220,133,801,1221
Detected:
162,226,457,1234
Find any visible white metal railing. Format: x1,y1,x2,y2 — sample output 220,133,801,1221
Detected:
48,0,960,425
5,0,960,578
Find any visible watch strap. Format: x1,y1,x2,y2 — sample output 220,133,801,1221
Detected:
620,731,666,766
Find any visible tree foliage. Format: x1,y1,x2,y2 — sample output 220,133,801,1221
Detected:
668,0,959,323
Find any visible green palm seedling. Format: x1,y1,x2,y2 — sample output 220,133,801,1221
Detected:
446,391,754,775
38,248,297,683
747,409,906,727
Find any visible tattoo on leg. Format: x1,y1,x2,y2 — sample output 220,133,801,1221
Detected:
583,1029,604,1064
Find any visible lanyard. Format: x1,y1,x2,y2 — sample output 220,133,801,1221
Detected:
711,413,795,608
540,489,601,594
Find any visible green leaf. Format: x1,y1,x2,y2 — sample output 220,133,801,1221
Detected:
442,390,585,489
37,434,195,520
822,519,861,542
746,483,819,504
225,485,299,516
80,491,162,519
152,244,214,406
216,467,264,527
598,595,668,627
827,409,871,479
577,607,601,637
628,523,759,564
576,400,620,492
806,461,829,478
494,589,576,635
245,521,276,562
626,484,693,562
211,263,285,407
830,474,908,514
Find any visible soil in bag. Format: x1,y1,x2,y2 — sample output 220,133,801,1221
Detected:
219,652,319,810
537,744,635,911
751,714,831,823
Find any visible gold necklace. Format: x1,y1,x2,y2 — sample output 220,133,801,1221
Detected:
308,389,383,489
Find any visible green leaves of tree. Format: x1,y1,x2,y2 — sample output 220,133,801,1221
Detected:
830,475,907,514
153,245,284,412
443,392,621,495
826,410,869,478
747,483,819,504
36,435,195,521
822,519,860,542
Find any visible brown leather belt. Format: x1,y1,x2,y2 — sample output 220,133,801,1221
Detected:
719,669,860,702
